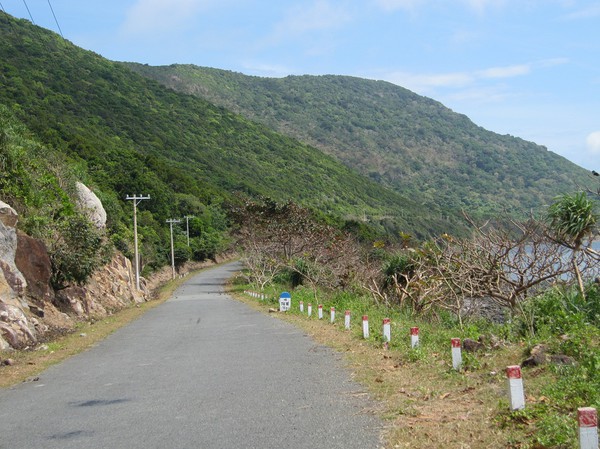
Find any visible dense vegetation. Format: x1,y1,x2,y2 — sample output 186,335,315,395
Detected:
127,63,592,220
0,12,460,244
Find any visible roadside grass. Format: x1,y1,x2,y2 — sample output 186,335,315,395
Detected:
0,274,189,389
231,281,598,449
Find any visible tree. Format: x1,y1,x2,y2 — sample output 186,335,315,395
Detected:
547,192,599,299
230,198,360,296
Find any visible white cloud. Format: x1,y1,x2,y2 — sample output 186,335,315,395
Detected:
274,0,353,36
384,71,473,94
563,3,600,20
373,0,506,14
586,131,600,154
478,64,531,79
241,61,293,78
372,0,423,12
121,0,211,35
462,0,507,14
380,58,568,97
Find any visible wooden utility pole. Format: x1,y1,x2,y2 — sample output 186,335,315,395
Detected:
126,194,150,290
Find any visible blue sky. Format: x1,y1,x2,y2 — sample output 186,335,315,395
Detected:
2,0,599,171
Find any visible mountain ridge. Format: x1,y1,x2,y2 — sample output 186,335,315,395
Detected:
125,63,590,219
0,12,458,241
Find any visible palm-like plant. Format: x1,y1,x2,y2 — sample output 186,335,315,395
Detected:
547,191,599,299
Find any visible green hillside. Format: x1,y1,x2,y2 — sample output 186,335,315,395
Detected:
0,12,460,241
125,63,591,219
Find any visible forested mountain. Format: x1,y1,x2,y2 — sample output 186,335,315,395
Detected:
0,12,458,241
125,63,591,219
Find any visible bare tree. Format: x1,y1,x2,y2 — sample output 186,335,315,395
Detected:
367,217,577,326
230,198,360,296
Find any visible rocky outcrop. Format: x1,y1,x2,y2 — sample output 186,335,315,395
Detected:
15,231,53,303
0,193,228,350
56,253,145,318
0,201,31,349
75,182,107,229
0,196,147,350
0,303,35,349
0,201,26,297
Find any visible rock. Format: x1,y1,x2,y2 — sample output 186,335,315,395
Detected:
28,304,44,318
0,203,27,297
0,303,35,348
14,231,53,303
55,286,88,317
75,182,107,229
521,344,549,367
550,354,576,366
3,358,15,366
0,335,11,351
0,200,18,228
462,338,484,352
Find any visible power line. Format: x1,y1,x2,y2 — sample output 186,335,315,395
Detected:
21,0,35,25
47,0,63,38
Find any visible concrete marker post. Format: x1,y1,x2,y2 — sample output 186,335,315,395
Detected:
330,307,335,324
279,292,291,312
506,365,526,411
382,318,391,343
578,407,598,449
318,304,323,319
451,338,462,371
344,310,351,330
307,303,312,317
362,315,369,339
410,327,419,348
299,301,304,313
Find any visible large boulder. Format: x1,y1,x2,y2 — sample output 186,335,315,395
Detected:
15,231,54,303
0,200,18,228
0,303,35,348
75,182,107,229
0,202,26,297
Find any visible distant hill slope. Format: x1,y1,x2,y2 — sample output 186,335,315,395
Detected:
0,12,459,239
125,63,591,219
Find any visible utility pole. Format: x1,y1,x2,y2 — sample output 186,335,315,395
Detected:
184,215,195,247
126,194,150,291
166,218,181,280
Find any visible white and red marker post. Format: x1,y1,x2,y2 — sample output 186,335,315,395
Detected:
506,365,526,410
410,327,419,348
362,315,369,339
451,338,462,371
307,303,312,317
330,307,335,324
578,407,598,449
382,318,391,343
299,301,304,313
344,310,351,330
318,304,323,319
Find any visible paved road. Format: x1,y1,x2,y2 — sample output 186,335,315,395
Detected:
0,262,381,449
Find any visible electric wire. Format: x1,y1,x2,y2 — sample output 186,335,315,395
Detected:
0,1,18,35
21,0,35,24
47,0,63,38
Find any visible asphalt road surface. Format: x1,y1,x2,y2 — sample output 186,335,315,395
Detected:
0,262,381,448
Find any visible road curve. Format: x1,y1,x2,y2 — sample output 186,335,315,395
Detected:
0,262,381,449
